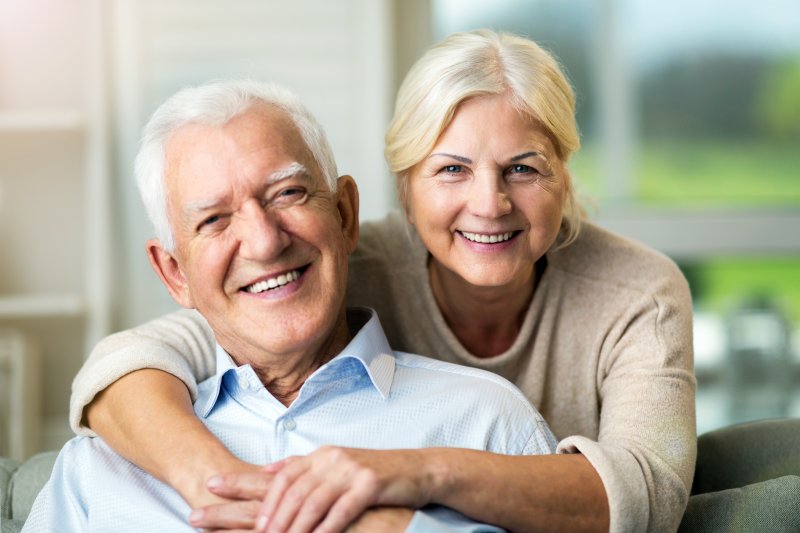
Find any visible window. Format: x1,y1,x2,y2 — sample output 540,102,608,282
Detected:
431,0,800,432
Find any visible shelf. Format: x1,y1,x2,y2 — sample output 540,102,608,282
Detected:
0,109,85,132
0,293,85,318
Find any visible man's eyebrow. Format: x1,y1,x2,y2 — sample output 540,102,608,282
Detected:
184,197,224,217
266,162,308,185
429,153,473,164
182,163,310,218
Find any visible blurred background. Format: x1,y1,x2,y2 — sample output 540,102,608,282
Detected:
1,0,798,460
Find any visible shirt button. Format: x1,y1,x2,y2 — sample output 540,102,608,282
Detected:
283,418,297,431
238,377,250,391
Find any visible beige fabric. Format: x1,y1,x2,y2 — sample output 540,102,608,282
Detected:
71,211,696,532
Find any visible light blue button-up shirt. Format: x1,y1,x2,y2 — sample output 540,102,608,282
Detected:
24,308,556,532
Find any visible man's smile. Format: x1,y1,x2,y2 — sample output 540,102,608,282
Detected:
241,264,310,294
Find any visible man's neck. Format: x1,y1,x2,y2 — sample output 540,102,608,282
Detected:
226,312,353,407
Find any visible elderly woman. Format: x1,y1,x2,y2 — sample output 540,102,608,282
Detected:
72,30,695,532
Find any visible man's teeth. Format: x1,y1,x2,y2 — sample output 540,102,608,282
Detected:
246,270,300,294
460,231,514,244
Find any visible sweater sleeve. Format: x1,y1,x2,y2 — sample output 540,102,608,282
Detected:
69,309,216,436
557,267,697,533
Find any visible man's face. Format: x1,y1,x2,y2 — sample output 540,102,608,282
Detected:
149,104,359,365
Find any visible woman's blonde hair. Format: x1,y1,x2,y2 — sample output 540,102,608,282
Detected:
385,29,583,248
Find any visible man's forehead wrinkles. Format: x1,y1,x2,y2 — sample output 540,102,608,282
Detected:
179,162,311,219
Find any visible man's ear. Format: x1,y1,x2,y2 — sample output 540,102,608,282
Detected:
145,239,194,308
335,175,360,253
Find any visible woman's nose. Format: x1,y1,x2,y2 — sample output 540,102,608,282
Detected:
235,202,290,261
467,174,512,218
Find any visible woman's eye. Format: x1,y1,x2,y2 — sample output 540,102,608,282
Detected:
444,165,462,173
506,164,544,181
510,164,535,174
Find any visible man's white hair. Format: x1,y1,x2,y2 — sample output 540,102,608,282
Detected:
135,79,338,251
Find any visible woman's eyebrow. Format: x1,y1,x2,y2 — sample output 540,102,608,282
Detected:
511,151,545,162
429,152,473,164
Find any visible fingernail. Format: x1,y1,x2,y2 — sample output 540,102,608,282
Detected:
188,509,203,523
256,515,268,532
207,475,223,488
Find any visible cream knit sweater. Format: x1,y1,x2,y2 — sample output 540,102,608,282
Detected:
71,212,696,532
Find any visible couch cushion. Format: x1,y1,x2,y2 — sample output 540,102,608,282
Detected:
8,452,58,523
679,475,800,532
0,457,21,521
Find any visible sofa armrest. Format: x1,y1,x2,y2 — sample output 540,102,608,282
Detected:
0,452,58,532
0,457,21,521
692,418,800,493
680,475,800,532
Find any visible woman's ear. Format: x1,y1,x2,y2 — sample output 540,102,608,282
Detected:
335,175,360,253
398,174,414,226
146,239,194,308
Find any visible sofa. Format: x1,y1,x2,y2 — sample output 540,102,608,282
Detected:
678,417,800,532
0,452,56,533
2,418,799,532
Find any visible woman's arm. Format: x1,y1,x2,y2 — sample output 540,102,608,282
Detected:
427,450,608,532
72,309,246,506
196,266,694,533
85,369,253,506
196,447,608,533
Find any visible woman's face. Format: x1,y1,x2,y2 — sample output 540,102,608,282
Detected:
406,94,567,290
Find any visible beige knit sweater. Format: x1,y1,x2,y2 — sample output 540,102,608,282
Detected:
71,212,696,532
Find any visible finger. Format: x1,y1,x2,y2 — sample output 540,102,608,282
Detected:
312,479,380,533
284,484,340,533
257,459,309,530
265,473,324,533
188,500,260,530
264,455,295,474
207,471,273,500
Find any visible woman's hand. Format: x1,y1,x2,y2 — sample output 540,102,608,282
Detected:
193,447,434,533
257,447,431,533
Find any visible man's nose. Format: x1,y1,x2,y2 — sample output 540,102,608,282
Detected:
234,201,290,260
466,173,512,219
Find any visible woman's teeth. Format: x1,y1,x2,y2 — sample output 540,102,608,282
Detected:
246,270,300,294
460,231,514,244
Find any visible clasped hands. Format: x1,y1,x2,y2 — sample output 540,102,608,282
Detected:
188,447,432,533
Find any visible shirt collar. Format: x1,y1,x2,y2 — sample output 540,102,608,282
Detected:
196,307,395,417
336,307,395,398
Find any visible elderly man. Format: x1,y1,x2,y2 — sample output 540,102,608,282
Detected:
24,80,556,532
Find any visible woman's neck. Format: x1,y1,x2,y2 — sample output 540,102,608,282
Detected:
428,259,539,359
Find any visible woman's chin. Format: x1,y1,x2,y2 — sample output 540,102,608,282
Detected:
456,269,531,291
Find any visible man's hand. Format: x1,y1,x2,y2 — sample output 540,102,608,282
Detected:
189,470,275,530
193,447,433,533
345,507,415,533
179,460,264,510
192,502,413,533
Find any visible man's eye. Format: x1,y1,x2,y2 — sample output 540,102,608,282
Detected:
272,187,308,207
199,214,221,228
